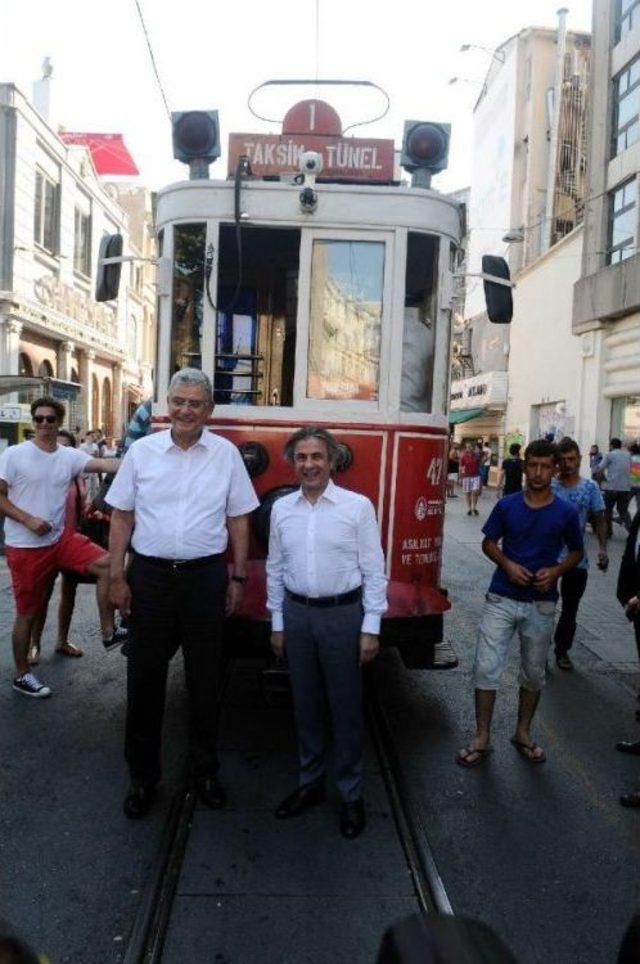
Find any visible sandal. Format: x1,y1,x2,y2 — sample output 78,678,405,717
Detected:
55,642,84,658
28,646,40,666
456,745,493,768
510,737,546,764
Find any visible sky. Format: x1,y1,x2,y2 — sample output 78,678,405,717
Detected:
1,0,593,193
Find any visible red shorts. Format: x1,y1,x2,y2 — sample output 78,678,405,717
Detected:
5,528,107,615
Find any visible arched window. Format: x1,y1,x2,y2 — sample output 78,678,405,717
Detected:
38,359,54,378
91,374,100,429
18,353,34,403
102,377,112,435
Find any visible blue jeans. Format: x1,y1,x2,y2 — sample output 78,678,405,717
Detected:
474,592,556,692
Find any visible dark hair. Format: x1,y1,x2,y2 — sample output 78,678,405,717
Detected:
30,395,65,422
57,429,77,448
524,439,558,462
610,437,622,449
629,442,640,455
508,443,521,456
283,427,339,465
557,436,580,456
0,931,40,964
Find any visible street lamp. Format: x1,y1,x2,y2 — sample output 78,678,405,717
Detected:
448,77,483,87
502,229,525,244
460,43,506,64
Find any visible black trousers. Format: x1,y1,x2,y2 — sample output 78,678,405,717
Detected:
125,553,228,787
554,567,589,654
604,490,633,538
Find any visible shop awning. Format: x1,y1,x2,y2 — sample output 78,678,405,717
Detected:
448,408,485,424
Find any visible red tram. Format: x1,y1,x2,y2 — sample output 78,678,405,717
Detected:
118,92,470,668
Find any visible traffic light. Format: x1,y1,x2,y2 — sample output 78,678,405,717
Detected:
482,255,513,324
171,111,220,177
95,233,123,303
401,121,451,177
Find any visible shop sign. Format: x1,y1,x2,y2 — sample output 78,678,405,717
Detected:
0,406,22,422
450,371,508,412
34,276,116,338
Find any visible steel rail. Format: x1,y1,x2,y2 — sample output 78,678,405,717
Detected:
366,676,454,917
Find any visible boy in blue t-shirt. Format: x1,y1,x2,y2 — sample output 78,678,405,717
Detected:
456,439,583,769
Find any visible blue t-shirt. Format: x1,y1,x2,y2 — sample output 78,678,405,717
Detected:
482,492,583,602
551,476,604,570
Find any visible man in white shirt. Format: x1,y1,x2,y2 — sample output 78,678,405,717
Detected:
267,427,387,839
107,368,259,820
0,397,120,698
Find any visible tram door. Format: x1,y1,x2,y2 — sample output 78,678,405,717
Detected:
215,226,301,407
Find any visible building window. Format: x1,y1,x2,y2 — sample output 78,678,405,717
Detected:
611,395,640,440
616,0,640,43
34,170,58,255
74,207,91,277
608,179,637,264
612,57,640,156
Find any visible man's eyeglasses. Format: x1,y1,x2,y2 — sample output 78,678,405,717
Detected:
33,415,58,424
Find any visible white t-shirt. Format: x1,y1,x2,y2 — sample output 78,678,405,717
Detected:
106,429,259,559
0,441,91,547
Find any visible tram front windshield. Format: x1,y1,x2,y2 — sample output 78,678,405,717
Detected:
169,222,441,414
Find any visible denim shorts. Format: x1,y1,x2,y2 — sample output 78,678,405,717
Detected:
473,592,556,692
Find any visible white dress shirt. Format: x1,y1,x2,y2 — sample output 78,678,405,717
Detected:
266,479,388,634
106,429,259,559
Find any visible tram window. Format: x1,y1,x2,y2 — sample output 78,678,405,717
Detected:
216,225,300,406
170,223,205,373
401,233,439,413
307,240,384,401
154,228,164,402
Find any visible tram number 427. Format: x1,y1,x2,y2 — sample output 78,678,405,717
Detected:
426,457,443,486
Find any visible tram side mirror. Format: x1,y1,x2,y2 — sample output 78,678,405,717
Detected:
482,255,513,324
95,233,123,303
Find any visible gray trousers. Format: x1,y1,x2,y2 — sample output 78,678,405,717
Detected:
283,596,364,803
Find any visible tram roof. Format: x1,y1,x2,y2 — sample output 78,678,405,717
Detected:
155,178,463,242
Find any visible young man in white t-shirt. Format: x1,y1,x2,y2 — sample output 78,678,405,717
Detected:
0,397,120,698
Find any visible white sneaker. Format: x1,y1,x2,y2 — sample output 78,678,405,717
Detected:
13,672,52,698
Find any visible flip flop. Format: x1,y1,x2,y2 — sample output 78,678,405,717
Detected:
510,738,546,764
55,642,84,658
456,745,493,768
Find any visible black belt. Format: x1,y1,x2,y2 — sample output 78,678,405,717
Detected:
285,587,362,608
135,552,223,571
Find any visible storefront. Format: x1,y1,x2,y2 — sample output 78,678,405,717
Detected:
449,371,508,468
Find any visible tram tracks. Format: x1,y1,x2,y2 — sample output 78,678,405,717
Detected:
123,660,453,963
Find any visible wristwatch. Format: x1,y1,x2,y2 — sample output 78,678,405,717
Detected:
231,574,248,584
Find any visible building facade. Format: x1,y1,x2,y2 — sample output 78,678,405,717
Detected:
0,83,155,443
573,0,640,447
452,20,591,457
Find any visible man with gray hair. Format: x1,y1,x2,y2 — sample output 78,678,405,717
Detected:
267,426,388,839
107,368,259,819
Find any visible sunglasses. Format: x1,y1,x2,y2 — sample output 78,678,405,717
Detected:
33,415,58,424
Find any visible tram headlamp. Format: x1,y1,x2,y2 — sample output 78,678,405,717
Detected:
401,121,451,186
238,441,270,478
171,110,220,179
299,186,318,213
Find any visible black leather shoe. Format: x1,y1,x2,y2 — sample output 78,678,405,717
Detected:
620,792,640,808
555,652,573,671
197,775,226,809
340,799,365,839
275,781,325,819
616,740,640,755
123,784,156,819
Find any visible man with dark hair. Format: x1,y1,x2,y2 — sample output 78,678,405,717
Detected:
0,397,119,697
498,442,523,496
598,437,632,537
456,439,583,767
551,438,608,670
267,427,387,838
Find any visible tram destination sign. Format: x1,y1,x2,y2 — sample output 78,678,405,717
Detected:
228,133,395,182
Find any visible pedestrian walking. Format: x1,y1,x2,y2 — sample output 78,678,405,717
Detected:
589,443,604,482
629,442,640,515
498,443,523,496
447,441,460,498
266,427,387,839
551,438,608,671
456,439,583,768
106,368,259,819
460,442,481,516
615,509,640,807
0,397,119,698
118,398,152,456
597,438,633,537
479,440,492,489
